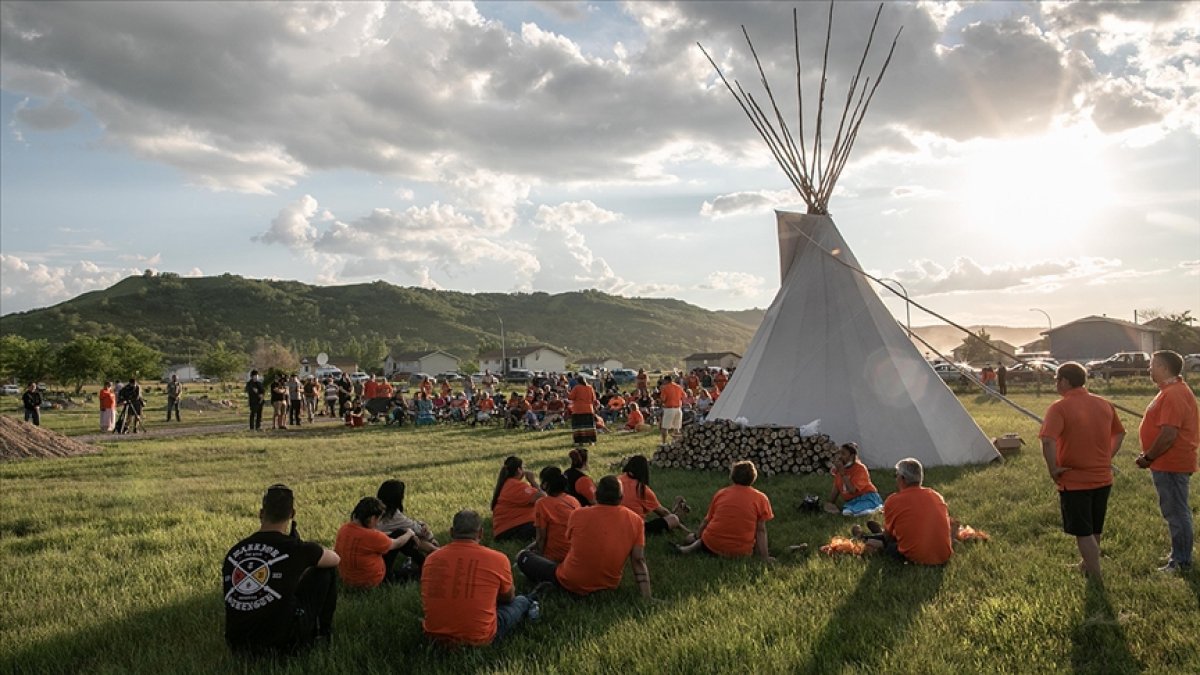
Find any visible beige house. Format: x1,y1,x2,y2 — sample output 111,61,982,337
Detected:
384,350,461,378
683,352,742,371
480,345,570,374
299,355,358,378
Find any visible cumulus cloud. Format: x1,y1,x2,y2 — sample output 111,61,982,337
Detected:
531,200,630,293
697,271,765,297
253,194,320,248
887,256,1123,295
0,254,140,314
1179,260,1200,276
700,189,796,219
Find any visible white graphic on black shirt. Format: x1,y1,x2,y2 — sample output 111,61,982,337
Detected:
225,544,290,612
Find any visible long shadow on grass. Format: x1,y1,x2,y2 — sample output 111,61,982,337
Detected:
1069,579,1142,673
799,559,945,675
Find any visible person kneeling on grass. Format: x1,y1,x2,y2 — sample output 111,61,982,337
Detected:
335,497,418,588
620,455,692,536
824,442,884,516
618,402,647,433
375,479,440,573
421,510,543,646
676,460,774,562
344,399,365,427
223,484,340,655
491,456,545,541
851,458,958,566
516,475,651,599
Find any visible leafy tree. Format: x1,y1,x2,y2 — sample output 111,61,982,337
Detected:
1156,311,1200,354
954,329,995,365
0,335,55,384
102,335,164,382
250,338,298,373
197,342,247,383
54,337,116,394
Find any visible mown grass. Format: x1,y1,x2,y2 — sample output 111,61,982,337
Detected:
1,390,1197,674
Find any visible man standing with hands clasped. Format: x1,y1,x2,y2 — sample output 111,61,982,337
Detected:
1135,350,1197,574
1039,362,1125,582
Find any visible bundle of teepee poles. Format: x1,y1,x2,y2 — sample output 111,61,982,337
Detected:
698,2,901,214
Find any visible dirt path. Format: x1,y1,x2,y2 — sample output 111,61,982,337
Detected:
75,417,344,443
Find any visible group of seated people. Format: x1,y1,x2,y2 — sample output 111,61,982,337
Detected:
222,447,956,655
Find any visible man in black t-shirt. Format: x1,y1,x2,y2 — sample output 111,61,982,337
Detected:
244,371,266,431
223,484,340,654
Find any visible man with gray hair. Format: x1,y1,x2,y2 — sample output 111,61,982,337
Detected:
855,458,957,565
421,509,543,646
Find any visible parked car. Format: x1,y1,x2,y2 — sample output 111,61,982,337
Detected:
930,362,972,383
611,368,638,384
315,366,343,379
349,371,371,383
436,372,464,383
1086,352,1151,379
1005,360,1057,383
408,372,433,385
1,384,19,396
505,368,534,383
1184,354,1200,373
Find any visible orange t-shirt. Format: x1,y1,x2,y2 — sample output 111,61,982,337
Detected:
334,522,392,588
379,382,393,398
478,397,495,412
833,460,878,500
492,478,540,537
608,396,626,411
1140,379,1199,473
625,409,645,429
700,485,774,557
660,382,685,408
883,486,953,565
555,504,645,595
572,474,597,504
99,389,115,410
421,540,513,645
1040,387,1125,490
568,384,597,415
363,380,378,399
534,493,581,562
618,473,660,517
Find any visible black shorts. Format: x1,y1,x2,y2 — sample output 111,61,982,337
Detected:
1059,485,1111,537
644,516,671,535
862,533,905,562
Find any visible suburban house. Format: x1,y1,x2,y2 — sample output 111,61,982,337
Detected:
479,345,570,374
1043,316,1160,363
683,352,742,371
578,357,624,371
384,350,461,378
952,339,1017,366
163,363,202,382
299,355,358,378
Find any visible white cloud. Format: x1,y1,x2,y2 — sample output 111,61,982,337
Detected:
0,254,139,314
1179,260,1200,276
253,194,320,248
888,256,1123,295
700,189,796,219
697,271,765,297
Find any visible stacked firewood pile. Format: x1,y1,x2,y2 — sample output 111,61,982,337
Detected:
652,419,840,476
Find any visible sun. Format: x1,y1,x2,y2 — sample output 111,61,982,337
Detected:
959,134,1113,246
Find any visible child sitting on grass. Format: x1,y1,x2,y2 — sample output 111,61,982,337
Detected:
824,442,883,516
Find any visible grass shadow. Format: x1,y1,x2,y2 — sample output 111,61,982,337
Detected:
799,558,945,674
1070,579,1142,673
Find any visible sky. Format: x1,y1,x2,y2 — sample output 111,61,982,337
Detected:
1,0,1197,329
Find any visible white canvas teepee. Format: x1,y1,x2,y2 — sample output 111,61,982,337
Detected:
708,212,999,468
700,4,999,468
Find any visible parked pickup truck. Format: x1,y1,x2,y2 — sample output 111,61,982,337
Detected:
1086,352,1151,378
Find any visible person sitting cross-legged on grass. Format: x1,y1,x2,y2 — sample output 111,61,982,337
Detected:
522,467,581,563
824,442,884,516
563,447,597,506
334,497,417,589
375,479,440,575
223,484,340,655
491,456,545,541
618,402,647,433
676,460,774,562
421,510,543,646
851,458,959,565
620,455,692,536
516,475,651,599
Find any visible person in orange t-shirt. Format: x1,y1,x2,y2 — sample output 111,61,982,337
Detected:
568,380,598,445
516,475,652,598
363,378,378,401
824,442,884,516
1039,362,1126,580
1136,351,1198,572
714,369,728,392
335,497,417,588
99,381,117,432
422,510,542,646
564,447,597,506
490,456,545,541
856,458,957,565
677,460,774,560
620,403,646,432
658,375,686,444
619,455,692,536
525,467,580,563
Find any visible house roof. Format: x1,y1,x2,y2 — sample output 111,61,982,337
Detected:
387,350,459,362
683,352,742,360
1043,315,1161,336
479,344,570,359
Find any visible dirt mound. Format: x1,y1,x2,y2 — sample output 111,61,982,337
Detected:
179,397,238,411
0,415,102,461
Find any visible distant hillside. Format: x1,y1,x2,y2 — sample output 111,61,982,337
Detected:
715,308,766,329
0,274,757,370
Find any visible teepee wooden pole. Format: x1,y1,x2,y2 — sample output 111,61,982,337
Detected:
792,9,811,184
811,0,835,204
821,4,884,194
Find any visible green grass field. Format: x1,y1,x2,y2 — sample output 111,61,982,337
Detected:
1,390,1197,674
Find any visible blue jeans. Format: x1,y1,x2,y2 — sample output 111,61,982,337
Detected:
493,595,531,642
1151,471,1193,566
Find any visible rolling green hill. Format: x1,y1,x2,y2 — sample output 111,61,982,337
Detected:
0,273,757,370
